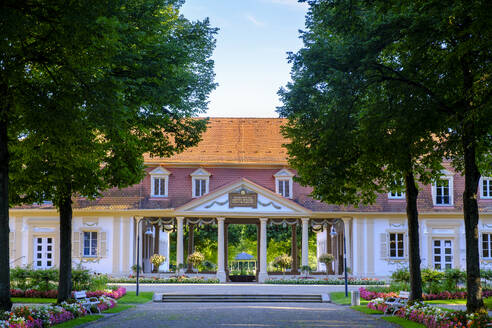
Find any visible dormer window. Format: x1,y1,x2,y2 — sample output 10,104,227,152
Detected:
388,191,405,199
274,169,294,199
432,170,453,206
191,168,210,198
150,167,170,197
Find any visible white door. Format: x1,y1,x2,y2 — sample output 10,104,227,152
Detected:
433,239,453,270
34,237,54,269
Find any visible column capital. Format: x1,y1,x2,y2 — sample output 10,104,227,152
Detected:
176,216,184,222
259,217,268,223
216,217,225,222
301,217,310,224
341,216,352,223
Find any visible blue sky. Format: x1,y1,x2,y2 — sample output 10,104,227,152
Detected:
180,0,308,117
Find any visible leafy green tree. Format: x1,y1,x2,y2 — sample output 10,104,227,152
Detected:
1,0,123,310
278,0,446,303
280,0,492,312
7,0,216,304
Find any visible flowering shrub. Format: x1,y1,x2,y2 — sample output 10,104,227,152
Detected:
392,302,490,328
0,296,116,328
110,276,220,284
85,287,126,300
360,287,492,301
265,278,385,285
366,298,388,313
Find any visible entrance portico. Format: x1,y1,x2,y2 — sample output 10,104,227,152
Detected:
136,178,349,282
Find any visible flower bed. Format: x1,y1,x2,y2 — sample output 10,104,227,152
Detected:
85,287,126,299
367,300,490,328
10,287,126,300
0,296,116,328
360,287,492,301
265,278,385,285
110,276,220,284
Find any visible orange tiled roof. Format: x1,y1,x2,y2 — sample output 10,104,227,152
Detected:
144,118,289,165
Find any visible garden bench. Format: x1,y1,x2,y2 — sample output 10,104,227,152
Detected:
384,291,409,315
74,291,100,314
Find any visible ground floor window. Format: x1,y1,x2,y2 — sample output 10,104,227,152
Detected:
389,232,405,259
83,231,98,257
433,239,453,270
483,233,492,259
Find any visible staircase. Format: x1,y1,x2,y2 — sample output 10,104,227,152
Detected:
153,293,328,303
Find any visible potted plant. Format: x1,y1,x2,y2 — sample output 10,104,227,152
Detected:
177,263,186,275
300,265,312,278
150,254,166,273
273,254,293,277
318,253,334,277
187,251,205,274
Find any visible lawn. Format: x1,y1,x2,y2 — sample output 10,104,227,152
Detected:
117,291,154,304
103,304,135,314
425,297,492,310
381,316,426,328
12,297,57,304
350,305,382,314
330,292,369,305
53,315,103,327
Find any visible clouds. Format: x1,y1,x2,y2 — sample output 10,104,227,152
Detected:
245,14,266,27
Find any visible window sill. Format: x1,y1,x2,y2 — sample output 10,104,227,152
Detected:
150,196,168,199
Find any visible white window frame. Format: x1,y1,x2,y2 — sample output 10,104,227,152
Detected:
388,232,406,259
388,191,405,199
191,168,211,198
274,169,294,199
150,167,170,197
480,177,492,199
481,232,492,259
82,231,98,258
432,171,454,206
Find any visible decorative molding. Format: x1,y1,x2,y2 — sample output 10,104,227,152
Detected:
257,201,281,209
149,166,171,175
204,200,229,208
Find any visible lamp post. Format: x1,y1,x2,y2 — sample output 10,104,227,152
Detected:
136,218,153,296
330,224,348,297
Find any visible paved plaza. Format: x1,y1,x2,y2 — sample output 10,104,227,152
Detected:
92,284,398,328
85,302,397,328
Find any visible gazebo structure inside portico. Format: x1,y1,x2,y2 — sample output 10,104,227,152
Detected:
135,178,351,282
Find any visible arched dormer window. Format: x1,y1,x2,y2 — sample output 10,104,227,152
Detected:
150,167,170,197
274,169,294,199
191,168,211,198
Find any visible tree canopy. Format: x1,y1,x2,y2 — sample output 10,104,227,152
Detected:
279,0,491,310
2,0,216,307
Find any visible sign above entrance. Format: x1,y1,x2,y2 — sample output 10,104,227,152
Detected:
229,190,258,208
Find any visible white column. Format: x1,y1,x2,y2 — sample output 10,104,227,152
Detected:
216,217,226,283
342,217,352,274
176,217,184,269
159,230,169,271
258,218,268,283
301,217,309,267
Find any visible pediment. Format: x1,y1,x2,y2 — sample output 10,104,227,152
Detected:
190,168,211,177
274,169,294,178
176,178,310,215
150,166,171,175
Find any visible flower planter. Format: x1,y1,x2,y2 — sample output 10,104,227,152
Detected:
229,275,256,282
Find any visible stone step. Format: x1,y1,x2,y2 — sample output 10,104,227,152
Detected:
154,293,329,303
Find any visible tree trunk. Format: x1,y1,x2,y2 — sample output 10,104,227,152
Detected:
462,131,485,313
0,113,12,311
57,191,73,303
404,171,423,302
